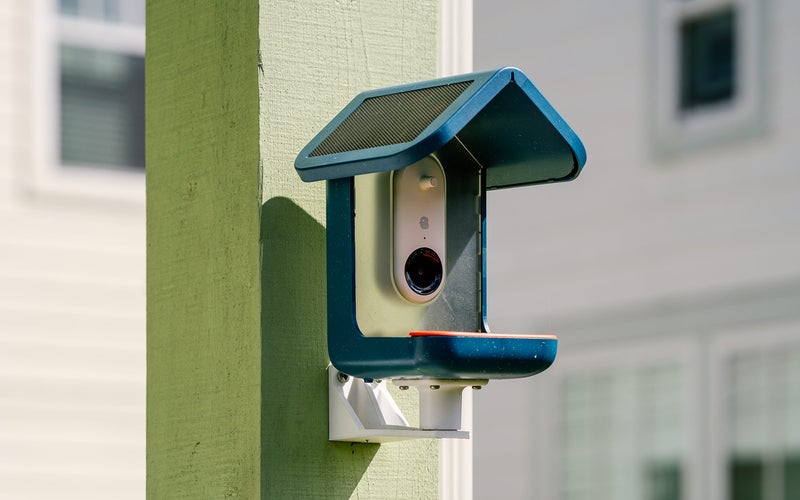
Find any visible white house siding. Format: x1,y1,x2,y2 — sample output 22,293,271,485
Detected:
0,2,145,499
474,1,800,500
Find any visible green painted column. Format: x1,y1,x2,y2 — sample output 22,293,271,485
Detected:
147,1,439,498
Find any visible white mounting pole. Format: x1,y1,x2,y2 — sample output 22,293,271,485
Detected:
395,379,479,430
438,1,474,498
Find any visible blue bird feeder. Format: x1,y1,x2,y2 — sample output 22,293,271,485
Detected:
295,67,586,382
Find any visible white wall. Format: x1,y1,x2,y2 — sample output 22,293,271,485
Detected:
0,2,145,498
473,0,800,499
478,0,799,329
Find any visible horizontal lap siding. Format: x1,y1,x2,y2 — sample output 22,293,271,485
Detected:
478,0,800,329
0,3,145,499
474,2,800,500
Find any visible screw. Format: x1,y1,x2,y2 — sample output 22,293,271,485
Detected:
398,385,409,391
419,175,438,191
337,372,349,383
429,385,440,390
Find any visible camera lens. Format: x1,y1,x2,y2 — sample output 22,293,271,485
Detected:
404,247,443,296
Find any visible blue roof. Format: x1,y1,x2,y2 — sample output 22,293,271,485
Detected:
295,67,586,189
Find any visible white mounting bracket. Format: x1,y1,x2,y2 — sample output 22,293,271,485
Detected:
328,366,488,443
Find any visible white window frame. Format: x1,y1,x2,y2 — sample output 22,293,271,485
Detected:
708,321,800,500
437,1,473,499
30,0,145,205
535,337,701,500
650,0,766,157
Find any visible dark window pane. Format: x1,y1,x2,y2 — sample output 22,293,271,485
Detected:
645,462,682,500
730,457,762,500
786,455,800,499
59,0,79,16
60,45,145,170
680,8,736,110
59,0,144,24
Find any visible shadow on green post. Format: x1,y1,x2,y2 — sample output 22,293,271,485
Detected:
260,197,378,498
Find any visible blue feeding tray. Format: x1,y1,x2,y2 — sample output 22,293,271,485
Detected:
295,67,586,380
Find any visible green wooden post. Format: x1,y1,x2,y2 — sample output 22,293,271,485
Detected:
147,0,439,498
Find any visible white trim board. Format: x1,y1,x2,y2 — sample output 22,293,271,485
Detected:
437,2,474,500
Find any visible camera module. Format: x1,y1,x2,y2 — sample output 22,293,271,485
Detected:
404,247,443,295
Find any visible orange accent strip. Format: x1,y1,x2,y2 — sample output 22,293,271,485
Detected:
409,331,557,340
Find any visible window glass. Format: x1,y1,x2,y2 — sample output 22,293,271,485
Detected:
60,45,145,169
680,8,736,111
561,364,685,500
645,462,682,500
729,346,800,500
730,458,762,500
785,456,800,499
59,0,80,16
59,0,144,25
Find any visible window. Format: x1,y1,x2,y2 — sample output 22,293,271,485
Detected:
650,0,765,156
58,0,145,170
728,347,800,500
561,364,687,500
30,0,145,202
